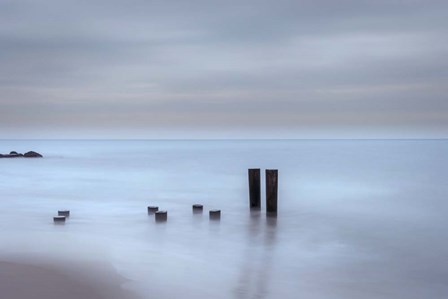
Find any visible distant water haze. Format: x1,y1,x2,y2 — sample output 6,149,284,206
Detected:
0,139,447,298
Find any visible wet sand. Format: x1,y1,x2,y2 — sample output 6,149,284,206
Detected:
0,260,138,299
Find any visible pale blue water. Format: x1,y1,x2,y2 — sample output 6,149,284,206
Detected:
0,139,447,299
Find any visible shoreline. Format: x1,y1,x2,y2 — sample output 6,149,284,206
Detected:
0,259,138,299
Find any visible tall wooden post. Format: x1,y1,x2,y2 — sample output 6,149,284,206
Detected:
248,168,261,209
266,169,278,215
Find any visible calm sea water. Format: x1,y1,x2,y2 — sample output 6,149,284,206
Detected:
0,139,447,299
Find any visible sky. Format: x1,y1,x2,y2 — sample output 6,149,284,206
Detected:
0,0,447,139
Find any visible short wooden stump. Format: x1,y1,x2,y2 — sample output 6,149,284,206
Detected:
58,210,70,217
155,211,167,222
147,206,159,214
209,209,221,220
192,204,203,214
53,216,66,223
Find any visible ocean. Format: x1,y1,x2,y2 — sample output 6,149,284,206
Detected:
0,139,447,299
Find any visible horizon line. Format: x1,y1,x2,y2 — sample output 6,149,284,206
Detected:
1,138,447,141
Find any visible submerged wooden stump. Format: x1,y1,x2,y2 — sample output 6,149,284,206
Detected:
53,216,66,223
192,204,203,214
209,209,221,220
147,206,159,214
58,210,70,217
155,211,167,222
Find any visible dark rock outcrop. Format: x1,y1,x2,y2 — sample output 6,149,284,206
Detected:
23,151,43,158
0,151,43,158
0,153,23,158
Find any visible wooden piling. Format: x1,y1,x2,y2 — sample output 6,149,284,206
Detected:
192,204,203,214
155,211,167,222
58,210,70,217
209,209,221,220
248,168,261,209
266,169,278,215
53,216,66,223
147,206,159,214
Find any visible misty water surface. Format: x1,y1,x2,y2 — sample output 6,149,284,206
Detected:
0,139,447,299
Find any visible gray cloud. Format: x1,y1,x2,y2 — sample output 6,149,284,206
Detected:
0,0,447,138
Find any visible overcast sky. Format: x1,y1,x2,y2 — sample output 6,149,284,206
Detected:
0,0,447,138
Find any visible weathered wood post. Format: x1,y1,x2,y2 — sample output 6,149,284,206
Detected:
58,210,70,217
209,209,221,220
266,169,278,215
248,168,261,209
155,211,168,222
147,206,159,214
192,204,203,214
53,216,66,223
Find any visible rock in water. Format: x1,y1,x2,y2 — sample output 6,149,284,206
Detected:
23,151,43,158
0,153,23,158
9,151,23,157
0,151,42,158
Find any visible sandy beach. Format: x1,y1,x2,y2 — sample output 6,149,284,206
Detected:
0,260,138,299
